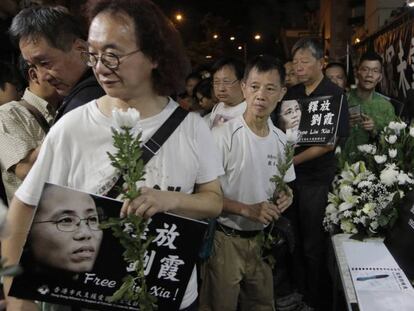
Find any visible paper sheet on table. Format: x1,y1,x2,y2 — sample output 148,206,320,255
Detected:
342,240,414,311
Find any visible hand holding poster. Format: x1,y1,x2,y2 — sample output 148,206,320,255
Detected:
9,183,207,311
279,95,343,145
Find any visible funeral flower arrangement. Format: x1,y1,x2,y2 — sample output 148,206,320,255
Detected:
324,120,414,238
101,108,157,310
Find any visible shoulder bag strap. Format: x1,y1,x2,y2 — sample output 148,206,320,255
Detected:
106,106,189,198
20,100,51,134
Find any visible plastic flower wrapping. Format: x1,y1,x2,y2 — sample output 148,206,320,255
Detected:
324,120,414,238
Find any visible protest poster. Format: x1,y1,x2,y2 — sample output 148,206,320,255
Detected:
9,183,207,310
280,95,343,145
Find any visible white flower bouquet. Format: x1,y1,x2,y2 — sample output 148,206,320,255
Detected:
325,120,414,238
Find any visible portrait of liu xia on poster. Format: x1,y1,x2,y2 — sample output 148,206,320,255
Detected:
9,183,207,311
277,95,343,145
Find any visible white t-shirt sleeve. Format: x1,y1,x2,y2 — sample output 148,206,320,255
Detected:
194,115,224,184
211,125,229,172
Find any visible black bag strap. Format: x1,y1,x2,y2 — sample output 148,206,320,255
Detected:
20,100,51,134
106,106,189,198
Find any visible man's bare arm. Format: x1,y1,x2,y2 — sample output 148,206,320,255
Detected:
12,146,41,181
1,196,38,310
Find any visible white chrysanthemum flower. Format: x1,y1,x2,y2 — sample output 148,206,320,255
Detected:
410,127,414,137
340,219,358,234
362,203,375,215
112,107,140,129
326,203,337,214
286,128,299,144
397,172,414,185
357,144,377,154
388,149,397,158
374,155,387,164
380,166,399,186
385,135,397,144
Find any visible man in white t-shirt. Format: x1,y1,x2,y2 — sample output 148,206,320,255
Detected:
2,1,223,310
200,55,295,311
209,57,247,128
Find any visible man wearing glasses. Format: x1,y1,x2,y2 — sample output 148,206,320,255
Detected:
209,57,246,128
343,51,395,162
29,183,103,273
9,6,104,122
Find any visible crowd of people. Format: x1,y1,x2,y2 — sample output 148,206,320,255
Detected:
0,0,400,311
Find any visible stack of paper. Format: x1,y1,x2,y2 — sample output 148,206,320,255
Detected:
343,240,414,311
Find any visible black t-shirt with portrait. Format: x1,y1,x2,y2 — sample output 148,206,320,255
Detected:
284,77,349,185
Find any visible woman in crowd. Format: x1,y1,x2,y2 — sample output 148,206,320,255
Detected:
193,78,217,118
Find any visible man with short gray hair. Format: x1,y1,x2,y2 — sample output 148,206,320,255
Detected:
285,37,349,310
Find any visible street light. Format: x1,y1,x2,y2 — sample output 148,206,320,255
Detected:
237,45,243,50
175,13,183,22
213,34,219,39
230,36,236,41
254,34,261,40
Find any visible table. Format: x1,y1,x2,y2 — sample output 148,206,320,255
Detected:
331,234,384,311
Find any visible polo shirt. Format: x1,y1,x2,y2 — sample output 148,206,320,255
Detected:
284,77,349,184
0,89,54,203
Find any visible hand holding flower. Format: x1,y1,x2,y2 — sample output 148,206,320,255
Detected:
120,187,179,219
274,188,293,214
241,201,280,225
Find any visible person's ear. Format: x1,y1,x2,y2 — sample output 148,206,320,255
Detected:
241,80,247,98
151,59,158,70
28,67,39,84
73,38,87,52
318,58,324,70
278,86,287,102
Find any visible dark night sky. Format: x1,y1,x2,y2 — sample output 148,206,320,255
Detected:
0,0,319,65
153,0,319,62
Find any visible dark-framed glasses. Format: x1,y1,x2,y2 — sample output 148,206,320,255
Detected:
81,49,141,70
34,215,101,232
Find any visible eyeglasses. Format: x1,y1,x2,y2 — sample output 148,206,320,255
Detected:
213,79,239,88
81,49,141,70
34,215,101,232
